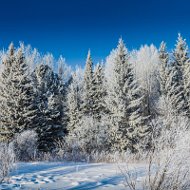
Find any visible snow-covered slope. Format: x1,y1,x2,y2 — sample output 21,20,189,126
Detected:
0,162,134,190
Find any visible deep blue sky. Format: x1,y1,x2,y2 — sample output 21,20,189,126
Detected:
0,0,189,67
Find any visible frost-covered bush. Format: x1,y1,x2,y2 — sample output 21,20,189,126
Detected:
67,116,110,154
143,118,190,189
14,130,38,161
121,116,190,190
152,116,189,150
53,116,111,162
55,140,133,163
54,140,89,162
0,143,15,183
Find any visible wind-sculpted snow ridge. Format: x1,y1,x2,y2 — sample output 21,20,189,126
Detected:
0,162,147,190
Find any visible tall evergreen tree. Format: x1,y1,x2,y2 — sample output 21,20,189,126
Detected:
159,41,169,96
58,56,65,81
167,34,188,117
0,44,16,141
67,74,82,135
174,34,189,71
57,56,72,84
33,64,66,151
158,41,174,122
106,39,149,152
0,45,39,141
176,35,190,116
69,56,108,152
82,50,95,116
92,63,107,121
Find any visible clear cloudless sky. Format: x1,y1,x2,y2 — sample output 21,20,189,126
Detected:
0,0,189,67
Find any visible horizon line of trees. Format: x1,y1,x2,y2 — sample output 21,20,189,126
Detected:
0,34,189,153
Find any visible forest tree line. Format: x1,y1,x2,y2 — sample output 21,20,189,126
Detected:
0,34,189,153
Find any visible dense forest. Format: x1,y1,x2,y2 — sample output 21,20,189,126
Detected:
0,34,189,155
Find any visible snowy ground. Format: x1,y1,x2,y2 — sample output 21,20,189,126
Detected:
0,162,147,190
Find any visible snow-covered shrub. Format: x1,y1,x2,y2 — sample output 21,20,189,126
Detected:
55,115,110,162
55,140,133,163
0,143,15,183
37,152,57,162
143,122,190,189
151,116,189,150
14,130,38,161
55,140,89,162
68,116,110,154
121,116,190,189
89,151,136,163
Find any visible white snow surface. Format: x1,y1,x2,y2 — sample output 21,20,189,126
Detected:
0,162,146,190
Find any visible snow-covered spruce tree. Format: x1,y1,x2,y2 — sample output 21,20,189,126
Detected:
67,59,109,153
81,50,95,117
32,64,67,151
166,34,188,117
66,75,110,153
174,34,189,73
157,36,189,126
157,41,175,125
42,53,54,70
92,63,107,121
175,34,190,116
19,42,42,74
82,52,107,119
0,43,15,141
67,73,82,135
65,68,88,154
106,39,149,153
159,41,169,96
57,55,72,84
0,44,39,142
75,63,108,152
